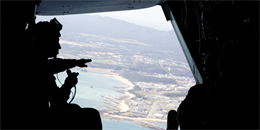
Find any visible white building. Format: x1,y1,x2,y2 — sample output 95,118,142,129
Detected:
162,110,168,114
132,110,148,115
166,88,174,91
153,113,164,119
130,100,135,103
137,106,146,111
171,85,177,87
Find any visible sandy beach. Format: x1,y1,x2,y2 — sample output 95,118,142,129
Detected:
107,74,135,112
101,113,166,130
103,113,167,123
83,67,135,112
78,67,166,129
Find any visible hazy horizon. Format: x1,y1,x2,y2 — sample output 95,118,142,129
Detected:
36,5,173,31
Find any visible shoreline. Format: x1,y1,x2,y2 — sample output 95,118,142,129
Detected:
103,113,167,123
107,74,135,112
82,67,136,112
101,113,166,130
76,67,167,129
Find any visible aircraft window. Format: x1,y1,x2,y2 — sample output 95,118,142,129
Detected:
36,5,195,130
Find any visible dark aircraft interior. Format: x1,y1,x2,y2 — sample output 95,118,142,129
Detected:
1,1,259,129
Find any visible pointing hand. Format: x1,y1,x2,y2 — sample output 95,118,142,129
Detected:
77,59,92,67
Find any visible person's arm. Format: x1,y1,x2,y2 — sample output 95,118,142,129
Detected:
49,58,91,74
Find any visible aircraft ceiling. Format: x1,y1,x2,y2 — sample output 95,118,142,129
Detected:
36,0,165,15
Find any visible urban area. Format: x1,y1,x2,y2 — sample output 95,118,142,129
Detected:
58,31,196,120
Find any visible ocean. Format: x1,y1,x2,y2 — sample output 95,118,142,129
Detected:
56,68,167,130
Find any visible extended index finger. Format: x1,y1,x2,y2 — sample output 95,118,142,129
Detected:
85,59,92,62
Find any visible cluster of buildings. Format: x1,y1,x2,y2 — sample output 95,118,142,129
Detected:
59,36,197,121
119,80,193,119
78,49,191,71
64,47,194,120
135,82,192,93
137,71,194,80
125,94,183,119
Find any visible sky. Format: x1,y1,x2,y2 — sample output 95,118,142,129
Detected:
85,5,173,31
37,5,173,31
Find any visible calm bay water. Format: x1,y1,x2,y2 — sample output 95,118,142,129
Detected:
56,68,166,130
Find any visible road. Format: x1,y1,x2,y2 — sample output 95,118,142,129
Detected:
147,101,161,118
158,61,168,73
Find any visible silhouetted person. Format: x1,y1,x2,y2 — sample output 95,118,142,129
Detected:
167,110,178,130
22,18,102,129
1,15,55,129
175,50,221,129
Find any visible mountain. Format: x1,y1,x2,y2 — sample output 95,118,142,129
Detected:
36,15,184,54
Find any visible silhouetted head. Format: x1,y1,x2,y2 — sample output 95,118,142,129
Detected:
167,110,178,129
32,18,62,58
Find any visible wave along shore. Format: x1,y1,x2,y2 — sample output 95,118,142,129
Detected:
79,67,166,129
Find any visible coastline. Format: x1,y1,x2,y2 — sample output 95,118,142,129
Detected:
107,75,135,112
85,67,135,112
78,67,166,129
103,113,167,123
101,113,166,130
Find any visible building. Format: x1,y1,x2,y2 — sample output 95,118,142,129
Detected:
162,110,168,114
132,110,148,115
153,113,164,119
166,88,174,91
137,106,146,111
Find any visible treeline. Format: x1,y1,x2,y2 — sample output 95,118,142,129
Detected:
127,85,143,98
121,72,177,84
163,92,187,98
90,62,124,70
135,62,167,74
